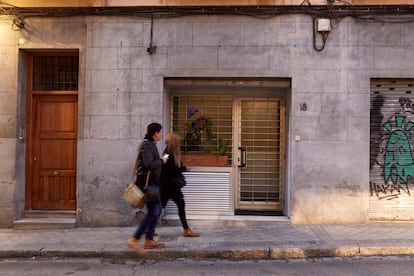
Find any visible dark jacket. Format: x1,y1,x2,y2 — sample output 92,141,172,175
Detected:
160,147,186,187
136,139,163,188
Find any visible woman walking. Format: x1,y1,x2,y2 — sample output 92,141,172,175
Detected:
161,133,200,238
127,123,169,254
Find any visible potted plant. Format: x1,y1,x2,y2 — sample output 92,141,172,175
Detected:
182,115,229,167
218,139,229,156
185,115,213,152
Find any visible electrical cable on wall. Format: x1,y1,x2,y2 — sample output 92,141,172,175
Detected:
12,16,24,30
2,4,414,22
2,1,414,51
312,16,330,51
146,15,157,55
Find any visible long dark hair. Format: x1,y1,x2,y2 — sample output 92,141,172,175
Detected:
144,122,162,140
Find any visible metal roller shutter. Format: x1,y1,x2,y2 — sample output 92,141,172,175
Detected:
164,171,231,216
370,78,414,220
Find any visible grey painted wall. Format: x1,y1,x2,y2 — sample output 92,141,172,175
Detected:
1,13,413,227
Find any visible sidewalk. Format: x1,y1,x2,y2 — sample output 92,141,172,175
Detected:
1,222,414,260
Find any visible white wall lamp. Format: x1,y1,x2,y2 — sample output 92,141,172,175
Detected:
313,17,331,51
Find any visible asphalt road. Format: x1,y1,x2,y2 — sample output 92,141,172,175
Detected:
1,256,414,275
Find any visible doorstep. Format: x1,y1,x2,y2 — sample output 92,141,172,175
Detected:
13,210,76,230
161,214,290,227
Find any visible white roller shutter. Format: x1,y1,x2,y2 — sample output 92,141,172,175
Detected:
165,171,231,216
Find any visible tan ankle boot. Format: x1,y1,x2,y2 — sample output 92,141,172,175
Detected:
144,239,165,249
127,237,145,255
184,228,200,237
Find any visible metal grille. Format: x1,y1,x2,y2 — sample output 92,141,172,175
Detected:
238,98,284,206
171,95,233,160
370,78,414,220
33,55,79,91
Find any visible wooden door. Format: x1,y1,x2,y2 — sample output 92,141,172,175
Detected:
28,95,78,210
26,52,78,210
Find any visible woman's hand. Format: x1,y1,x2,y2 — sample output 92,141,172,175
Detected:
161,154,169,164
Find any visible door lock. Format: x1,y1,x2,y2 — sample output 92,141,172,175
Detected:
18,125,26,143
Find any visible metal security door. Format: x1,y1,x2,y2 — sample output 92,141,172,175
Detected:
235,98,285,213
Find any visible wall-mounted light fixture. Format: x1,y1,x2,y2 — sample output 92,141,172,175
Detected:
18,38,26,45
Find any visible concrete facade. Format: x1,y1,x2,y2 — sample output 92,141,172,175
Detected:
0,13,413,228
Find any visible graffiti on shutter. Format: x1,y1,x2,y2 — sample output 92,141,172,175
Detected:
370,79,414,220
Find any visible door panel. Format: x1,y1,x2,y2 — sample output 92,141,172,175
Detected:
30,95,77,210
236,98,285,212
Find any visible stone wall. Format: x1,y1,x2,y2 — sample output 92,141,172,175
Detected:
1,14,414,227
0,16,18,227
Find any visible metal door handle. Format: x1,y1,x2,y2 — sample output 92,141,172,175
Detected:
238,147,246,167
54,171,59,175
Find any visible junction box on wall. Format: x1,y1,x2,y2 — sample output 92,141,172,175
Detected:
317,18,331,32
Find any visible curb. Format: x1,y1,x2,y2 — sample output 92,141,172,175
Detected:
2,246,414,260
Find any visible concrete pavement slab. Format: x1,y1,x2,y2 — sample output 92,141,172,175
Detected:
1,223,414,260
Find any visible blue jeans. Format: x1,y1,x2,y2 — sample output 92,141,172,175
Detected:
133,201,162,240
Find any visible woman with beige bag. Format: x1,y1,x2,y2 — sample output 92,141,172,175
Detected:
127,123,168,255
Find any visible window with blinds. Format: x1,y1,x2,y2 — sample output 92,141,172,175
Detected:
171,95,233,161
